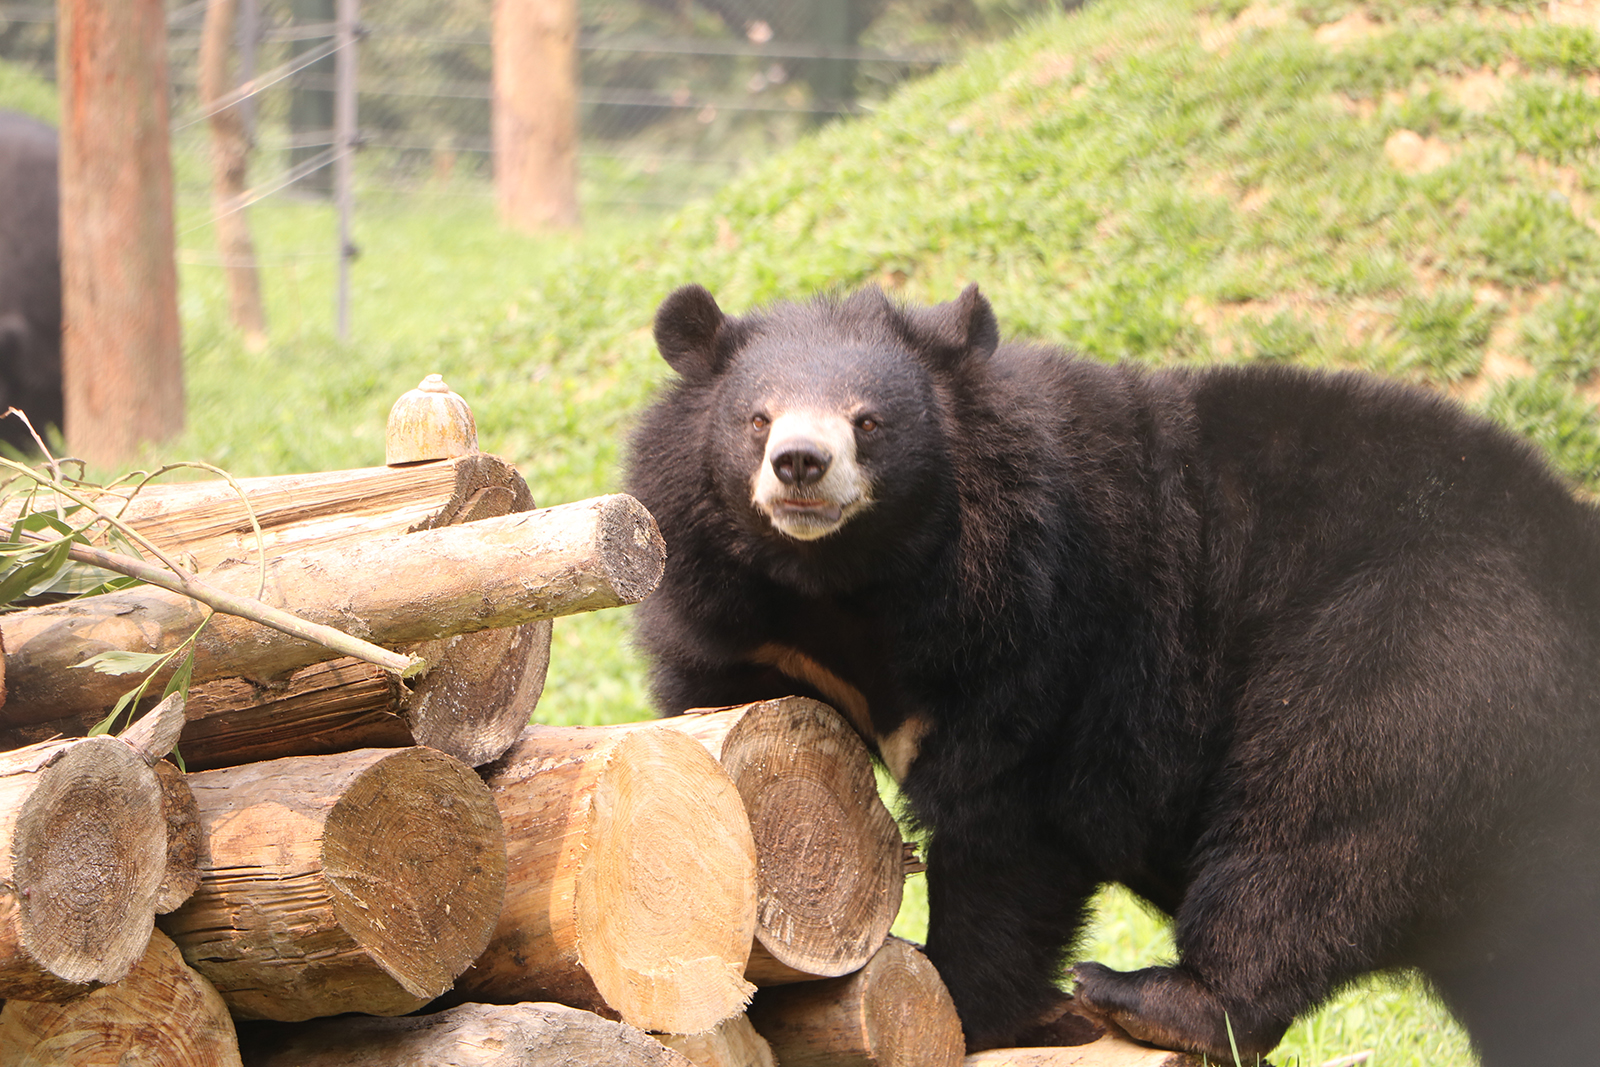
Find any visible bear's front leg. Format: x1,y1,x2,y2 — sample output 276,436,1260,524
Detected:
921,834,1099,1051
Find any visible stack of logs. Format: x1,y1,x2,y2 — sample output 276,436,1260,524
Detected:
0,379,1194,1067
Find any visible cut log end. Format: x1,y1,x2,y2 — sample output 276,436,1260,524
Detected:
678,698,902,983
165,747,507,1021
749,937,964,1067
0,929,241,1067
153,759,203,913
464,725,757,1035
6,736,167,994
595,494,667,606
322,747,508,1000
406,619,552,766
576,729,757,1032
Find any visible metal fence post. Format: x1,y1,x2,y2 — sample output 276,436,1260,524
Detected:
333,0,357,340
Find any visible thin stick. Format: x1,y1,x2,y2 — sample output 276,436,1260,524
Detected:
6,525,423,678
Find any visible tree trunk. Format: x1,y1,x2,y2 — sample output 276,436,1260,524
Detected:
659,1013,776,1067
652,698,904,984
492,0,579,230
0,930,241,1066
159,746,506,1021
237,1002,696,1067
0,736,167,1001
198,0,267,347
748,937,965,1067
963,1038,1202,1067
153,758,203,912
455,724,758,1035
56,0,185,467
0,494,662,726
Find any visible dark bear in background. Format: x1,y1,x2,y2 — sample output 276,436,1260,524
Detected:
626,283,1600,1065
0,110,62,452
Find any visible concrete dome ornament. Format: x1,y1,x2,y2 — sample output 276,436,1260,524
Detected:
386,374,478,465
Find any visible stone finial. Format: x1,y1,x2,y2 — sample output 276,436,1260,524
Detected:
386,374,479,466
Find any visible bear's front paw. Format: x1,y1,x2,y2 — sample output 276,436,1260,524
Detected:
1072,962,1282,1065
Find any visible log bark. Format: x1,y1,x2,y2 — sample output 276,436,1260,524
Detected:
0,929,241,1066
963,1037,1202,1067
748,937,965,1067
1,494,661,726
153,758,203,912
57,0,186,467
159,746,506,1021
455,724,758,1035
659,1013,776,1067
653,698,903,984
238,1002,695,1066
198,0,267,346
5,453,533,572
0,735,167,1001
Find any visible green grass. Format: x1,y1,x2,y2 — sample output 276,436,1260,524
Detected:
25,0,1600,1057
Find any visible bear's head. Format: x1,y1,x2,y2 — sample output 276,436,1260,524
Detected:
641,283,999,589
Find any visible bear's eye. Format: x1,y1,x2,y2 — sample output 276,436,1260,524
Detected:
750,414,770,433
855,415,881,434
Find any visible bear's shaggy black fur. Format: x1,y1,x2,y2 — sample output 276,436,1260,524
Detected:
626,283,1600,1063
0,111,61,452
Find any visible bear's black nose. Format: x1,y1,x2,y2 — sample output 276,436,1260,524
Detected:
772,440,831,487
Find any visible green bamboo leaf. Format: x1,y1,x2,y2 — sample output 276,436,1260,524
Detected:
72,649,170,676
87,687,143,737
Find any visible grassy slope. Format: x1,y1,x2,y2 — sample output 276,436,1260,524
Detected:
21,0,1600,1057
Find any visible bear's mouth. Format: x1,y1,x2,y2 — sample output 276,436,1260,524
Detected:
772,498,844,523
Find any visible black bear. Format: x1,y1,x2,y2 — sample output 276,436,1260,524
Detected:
625,283,1600,1065
0,110,62,453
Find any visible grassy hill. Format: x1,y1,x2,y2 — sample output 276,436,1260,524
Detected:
20,0,1600,1058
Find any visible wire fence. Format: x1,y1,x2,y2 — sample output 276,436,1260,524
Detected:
0,0,1019,213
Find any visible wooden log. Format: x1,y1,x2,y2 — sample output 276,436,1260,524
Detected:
748,937,965,1067
659,1014,776,1067
0,621,552,769
0,735,167,1001
153,759,204,912
11,453,534,571
237,1002,695,1067
1,494,662,727
645,698,903,984
159,747,506,1021
0,929,242,1066
964,1036,1202,1067
456,724,758,1035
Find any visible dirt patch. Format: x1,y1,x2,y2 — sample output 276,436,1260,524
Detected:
1449,67,1510,113
1384,129,1454,175
1201,1,1291,53
1313,8,1388,49
1548,0,1600,29
1031,54,1077,88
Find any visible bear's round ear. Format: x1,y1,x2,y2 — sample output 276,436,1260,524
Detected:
654,284,728,380
902,283,1000,369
